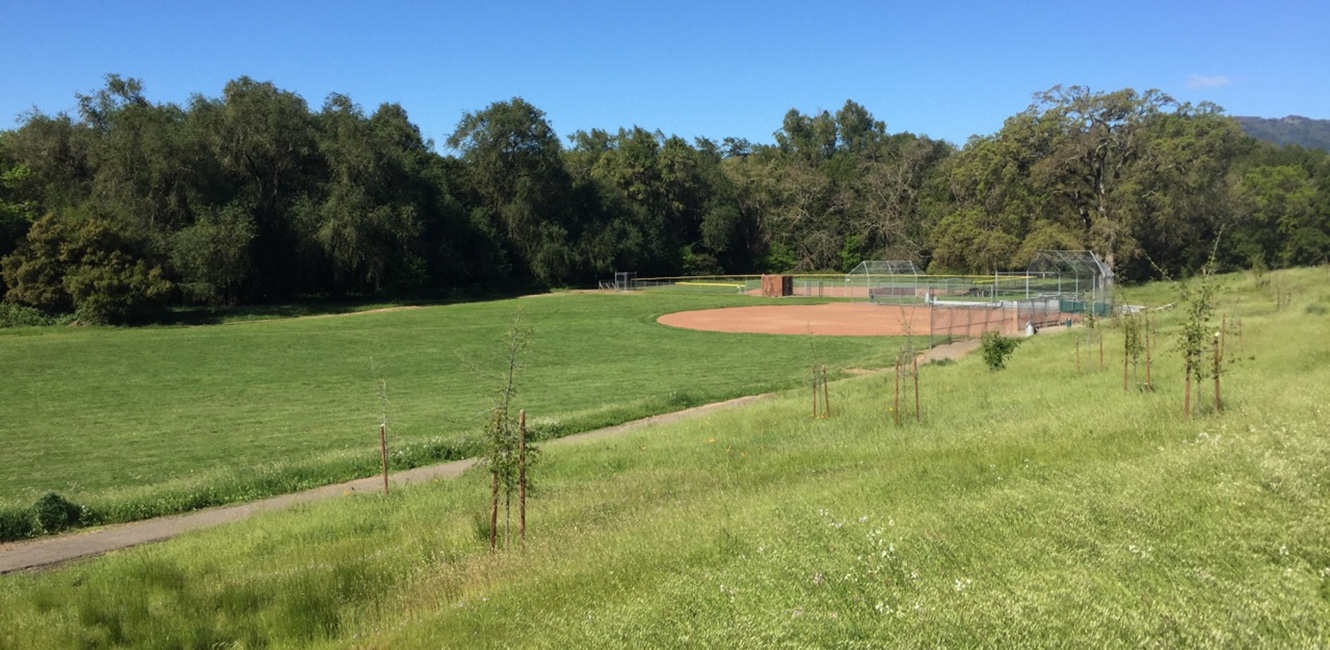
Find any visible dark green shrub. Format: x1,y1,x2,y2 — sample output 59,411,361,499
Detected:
0,302,61,327
2,214,172,325
33,491,82,534
979,330,1022,371
0,506,36,542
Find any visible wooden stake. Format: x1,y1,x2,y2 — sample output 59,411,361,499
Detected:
1213,335,1222,413
379,423,390,496
1221,314,1227,359
893,361,900,426
519,409,527,548
1123,338,1129,395
913,358,920,423
1145,326,1152,391
822,365,831,418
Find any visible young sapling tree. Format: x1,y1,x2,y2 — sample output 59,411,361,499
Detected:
1122,311,1146,393
1174,251,1220,418
1083,310,1104,370
479,313,537,551
805,329,831,418
890,304,922,423
369,357,392,495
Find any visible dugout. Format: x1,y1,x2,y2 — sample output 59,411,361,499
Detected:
1026,250,1114,316
847,260,924,303
761,274,794,297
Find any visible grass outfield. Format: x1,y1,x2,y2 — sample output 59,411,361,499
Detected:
0,268,1326,647
0,292,900,535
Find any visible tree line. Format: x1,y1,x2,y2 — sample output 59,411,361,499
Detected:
1,75,1326,323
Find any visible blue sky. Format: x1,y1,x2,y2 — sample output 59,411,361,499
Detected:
2,0,1326,148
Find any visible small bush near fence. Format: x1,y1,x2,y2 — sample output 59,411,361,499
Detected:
980,330,1022,371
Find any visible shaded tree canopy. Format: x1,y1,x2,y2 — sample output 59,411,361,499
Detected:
1,75,1326,323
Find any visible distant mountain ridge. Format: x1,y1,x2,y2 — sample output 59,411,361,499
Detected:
1236,115,1330,151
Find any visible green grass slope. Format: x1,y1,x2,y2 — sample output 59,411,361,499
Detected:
1,268,1326,648
0,292,894,535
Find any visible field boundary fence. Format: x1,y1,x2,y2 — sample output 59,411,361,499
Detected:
603,274,871,297
926,298,1067,347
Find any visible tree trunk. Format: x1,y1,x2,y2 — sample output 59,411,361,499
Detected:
913,358,920,422
822,365,830,418
1184,368,1191,420
379,423,389,496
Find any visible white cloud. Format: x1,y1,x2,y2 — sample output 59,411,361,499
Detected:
1187,75,1233,90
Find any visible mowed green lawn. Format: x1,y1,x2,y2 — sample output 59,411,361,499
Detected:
0,269,1326,648
0,292,898,525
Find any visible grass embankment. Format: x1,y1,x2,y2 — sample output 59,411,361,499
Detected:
0,292,894,539
1,268,1327,648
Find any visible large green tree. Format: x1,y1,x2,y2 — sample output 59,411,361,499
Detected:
2,213,172,323
196,77,321,298
941,86,1249,279
0,155,41,266
448,98,573,284
1239,165,1329,267
296,94,428,294
1025,86,1174,272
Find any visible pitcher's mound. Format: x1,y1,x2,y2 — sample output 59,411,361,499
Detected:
657,303,925,336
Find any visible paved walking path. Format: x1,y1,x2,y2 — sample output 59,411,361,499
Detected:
0,396,768,574
0,337,990,574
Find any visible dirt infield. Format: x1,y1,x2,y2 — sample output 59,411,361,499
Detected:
658,302,1045,337
657,303,929,336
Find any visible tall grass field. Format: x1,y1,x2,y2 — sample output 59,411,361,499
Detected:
0,292,894,537
0,268,1326,647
